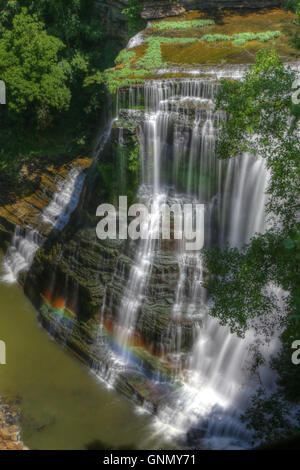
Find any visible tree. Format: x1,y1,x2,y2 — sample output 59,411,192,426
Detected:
204,50,300,426
205,49,299,330
0,8,71,127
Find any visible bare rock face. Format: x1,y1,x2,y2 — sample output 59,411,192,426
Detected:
140,1,284,19
97,0,285,23
141,1,186,19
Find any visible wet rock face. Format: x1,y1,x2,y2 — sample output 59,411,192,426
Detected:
0,157,91,252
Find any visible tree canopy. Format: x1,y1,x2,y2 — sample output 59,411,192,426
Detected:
0,8,70,127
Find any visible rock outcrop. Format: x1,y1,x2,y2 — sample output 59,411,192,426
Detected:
0,156,92,252
97,0,285,22
0,397,25,450
141,2,284,19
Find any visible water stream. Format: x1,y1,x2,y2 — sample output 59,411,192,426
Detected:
100,75,278,449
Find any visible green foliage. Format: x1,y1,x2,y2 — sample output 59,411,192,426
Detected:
241,389,300,444
204,228,300,337
128,145,140,173
105,49,150,93
0,1,109,183
216,49,298,229
0,1,103,59
152,19,215,30
286,0,300,49
83,71,106,115
115,49,136,65
122,0,146,38
0,8,70,125
200,31,281,46
284,0,300,12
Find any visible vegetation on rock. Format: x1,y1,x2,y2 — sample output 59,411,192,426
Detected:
200,30,282,45
152,19,215,30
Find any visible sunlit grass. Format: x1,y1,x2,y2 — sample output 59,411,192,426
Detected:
152,19,215,30
200,31,282,45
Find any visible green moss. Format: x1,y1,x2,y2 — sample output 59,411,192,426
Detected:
152,19,215,30
137,36,198,69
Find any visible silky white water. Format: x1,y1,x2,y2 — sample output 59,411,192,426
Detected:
42,168,85,230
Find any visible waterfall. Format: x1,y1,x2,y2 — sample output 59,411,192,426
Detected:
2,169,85,284
1,226,42,284
97,73,277,449
42,168,85,230
114,193,166,361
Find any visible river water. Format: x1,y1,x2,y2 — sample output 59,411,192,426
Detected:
0,255,170,450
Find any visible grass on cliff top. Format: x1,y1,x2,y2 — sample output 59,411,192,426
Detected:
106,30,285,91
105,9,299,90
135,31,282,69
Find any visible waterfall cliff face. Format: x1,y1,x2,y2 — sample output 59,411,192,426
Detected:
88,73,275,448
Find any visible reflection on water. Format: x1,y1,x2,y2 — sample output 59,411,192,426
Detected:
0,256,169,450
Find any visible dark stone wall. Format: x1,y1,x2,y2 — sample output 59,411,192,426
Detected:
140,1,284,19
96,1,284,23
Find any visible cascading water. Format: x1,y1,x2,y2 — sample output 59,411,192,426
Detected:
42,168,85,230
2,168,85,284
94,72,278,449
1,227,42,284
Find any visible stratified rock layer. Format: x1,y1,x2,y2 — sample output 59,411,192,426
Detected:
97,0,284,21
